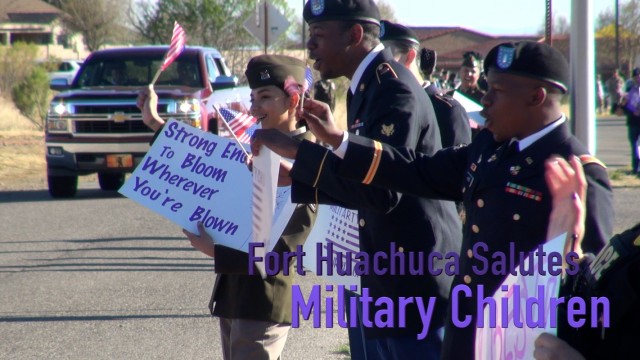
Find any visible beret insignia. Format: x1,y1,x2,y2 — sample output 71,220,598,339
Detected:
496,46,515,69
311,0,324,15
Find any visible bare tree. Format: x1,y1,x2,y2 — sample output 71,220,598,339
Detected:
55,0,130,51
377,0,397,22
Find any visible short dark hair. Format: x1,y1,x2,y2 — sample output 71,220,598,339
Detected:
385,39,418,58
339,21,380,48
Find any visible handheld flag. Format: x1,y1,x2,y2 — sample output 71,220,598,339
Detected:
151,21,187,85
303,66,313,95
217,107,258,144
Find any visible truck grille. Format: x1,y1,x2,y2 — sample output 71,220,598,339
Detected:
75,120,152,133
74,104,168,114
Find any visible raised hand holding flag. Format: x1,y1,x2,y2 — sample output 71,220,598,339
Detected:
151,21,187,85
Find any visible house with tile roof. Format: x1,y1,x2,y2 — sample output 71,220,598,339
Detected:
0,0,85,59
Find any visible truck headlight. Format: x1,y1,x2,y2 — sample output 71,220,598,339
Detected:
49,103,73,115
178,99,201,114
47,118,69,131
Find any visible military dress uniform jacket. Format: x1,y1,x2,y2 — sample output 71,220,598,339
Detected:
332,123,614,359
427,91,471,148
558,223,640,359
289,49,463,339
209,131,317,325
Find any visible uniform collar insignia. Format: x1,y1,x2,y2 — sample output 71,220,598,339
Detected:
633,235,640,246
510,165,521,175
381,123,395,136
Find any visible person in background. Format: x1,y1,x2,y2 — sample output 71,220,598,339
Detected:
453,51,486,104
250,40,615,360
595,73,605,114
418,47,440,94
620,67,640,175
533,156,640,360
380,20,471,148
606,69,625,115
312,79,336,112
137,54,316,360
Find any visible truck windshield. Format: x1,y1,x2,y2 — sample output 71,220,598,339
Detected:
75,54,202,87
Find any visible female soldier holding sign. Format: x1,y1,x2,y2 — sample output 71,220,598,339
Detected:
138,55,316,360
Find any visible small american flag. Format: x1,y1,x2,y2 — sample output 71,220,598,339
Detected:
218,107,258,144
160,22,186,71
303,66,313,95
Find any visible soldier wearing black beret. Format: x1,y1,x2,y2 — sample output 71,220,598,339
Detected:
379,19,471,148
256,1,464,359
252,40,615,360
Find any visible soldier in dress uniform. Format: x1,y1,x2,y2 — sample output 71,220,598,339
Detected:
251,41,615,360
138,55,316,360
379,20,471,149
255,1,462,359
453,51,486,104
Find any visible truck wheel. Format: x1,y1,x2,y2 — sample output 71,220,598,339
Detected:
48,175,78,198
98,173,125,191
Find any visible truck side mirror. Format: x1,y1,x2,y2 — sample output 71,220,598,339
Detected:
50,78,70,91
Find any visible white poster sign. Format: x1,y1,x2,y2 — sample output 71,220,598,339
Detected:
474,234,565,360
119,119,294,252
303,205,361,292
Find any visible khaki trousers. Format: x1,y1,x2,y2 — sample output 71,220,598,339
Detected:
219,317,290,360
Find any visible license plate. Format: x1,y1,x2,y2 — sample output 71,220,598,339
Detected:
106,154,133,168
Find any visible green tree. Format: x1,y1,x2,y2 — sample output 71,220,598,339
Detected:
0,43,39,96
11,67,51,130
130,0,291,48
597,0,640,73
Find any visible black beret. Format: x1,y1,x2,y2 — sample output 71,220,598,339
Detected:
484,41,569,93
303,0,380,26
245,55,307,90
379,20,419,46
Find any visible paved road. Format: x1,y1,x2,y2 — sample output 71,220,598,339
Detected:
0,117,637,360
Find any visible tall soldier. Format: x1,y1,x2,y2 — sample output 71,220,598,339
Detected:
251,41,614,359
264,0,462,359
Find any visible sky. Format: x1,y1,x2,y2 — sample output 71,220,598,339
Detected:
286,0,615,35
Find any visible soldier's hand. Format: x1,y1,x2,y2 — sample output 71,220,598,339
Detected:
533,333,585,360
544,156,586,258
297,98,344,149
182,221,215,257
278,160,293,187
250,128,301,159
136,85,165,132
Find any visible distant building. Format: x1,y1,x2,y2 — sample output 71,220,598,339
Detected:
0,0,85,59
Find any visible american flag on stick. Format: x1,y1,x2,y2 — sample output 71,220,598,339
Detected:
217,107,258,145
151,21,186,85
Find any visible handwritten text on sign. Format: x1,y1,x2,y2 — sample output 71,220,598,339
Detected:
119,119,254,251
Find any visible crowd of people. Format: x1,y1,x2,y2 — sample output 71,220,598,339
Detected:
135,0,638,359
